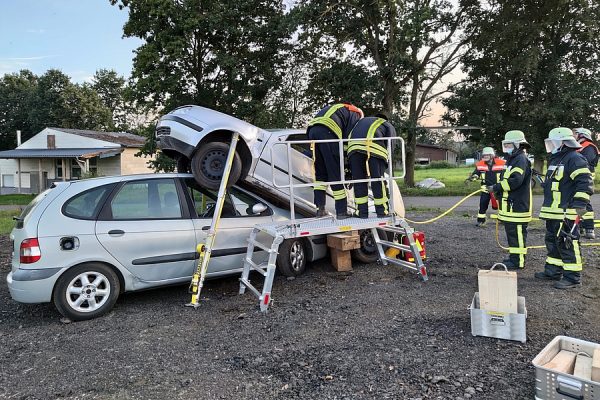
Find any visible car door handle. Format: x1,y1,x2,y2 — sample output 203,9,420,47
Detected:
201,226,210,230
108,229,125,236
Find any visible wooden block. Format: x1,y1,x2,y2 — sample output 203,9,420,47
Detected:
327,232,360,251
478,267,518,314
574,353,593,380
330,248,352,272
543,350,577,374
592,348,600,382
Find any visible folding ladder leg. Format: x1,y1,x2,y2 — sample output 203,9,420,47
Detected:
371,228,388,266
396,219,428,281
258,235,283,312
239,228,259,295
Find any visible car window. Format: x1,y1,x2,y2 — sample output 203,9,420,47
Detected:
184,178,271,218
63,184,115,220
287,134,313,158
110,179,182,220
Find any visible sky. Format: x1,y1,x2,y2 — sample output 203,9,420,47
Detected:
0,0,142,82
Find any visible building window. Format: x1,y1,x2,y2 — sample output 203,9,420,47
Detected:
56,159,63,179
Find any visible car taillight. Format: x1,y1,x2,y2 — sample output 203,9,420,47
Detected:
20,238,41,264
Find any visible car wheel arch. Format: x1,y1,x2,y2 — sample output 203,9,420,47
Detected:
52,261,126,299
194,130,252,179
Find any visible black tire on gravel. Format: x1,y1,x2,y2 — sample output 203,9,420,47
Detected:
53,263,120,321
190,141,242,190
276,238,307,277
351,229,380,264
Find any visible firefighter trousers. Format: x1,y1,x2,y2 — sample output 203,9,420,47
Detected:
308,125,347,214
504,222,528,268
478,192,491,222
348,152,389,217
543,219,582,283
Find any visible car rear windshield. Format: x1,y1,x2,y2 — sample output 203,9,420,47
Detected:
14,188,53,229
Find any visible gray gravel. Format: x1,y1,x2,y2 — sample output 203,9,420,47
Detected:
1,212,599,400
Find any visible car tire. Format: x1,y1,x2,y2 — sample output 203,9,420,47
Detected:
53,263,120,321
276,238,307,277
176,156,191,173
351,229,381,264
190,141,242,190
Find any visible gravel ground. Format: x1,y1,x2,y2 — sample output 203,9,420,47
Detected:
1,212,600,400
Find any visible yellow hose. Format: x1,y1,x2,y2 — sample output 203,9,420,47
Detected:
405,189,483,224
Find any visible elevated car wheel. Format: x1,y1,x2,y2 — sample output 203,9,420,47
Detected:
176,156,191,173
190,141,242,190
53,263,120,321
276,238,307,277
351,229,380,264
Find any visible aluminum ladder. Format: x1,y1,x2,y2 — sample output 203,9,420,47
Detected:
238,215,428,312
186,132,240,307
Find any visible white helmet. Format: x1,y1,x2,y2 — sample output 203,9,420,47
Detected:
573,127,593,141
545,127,581,153
481,147,495,157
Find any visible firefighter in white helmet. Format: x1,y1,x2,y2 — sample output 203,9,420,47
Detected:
573,128,599,239
535,127,593,289
468,147,506,226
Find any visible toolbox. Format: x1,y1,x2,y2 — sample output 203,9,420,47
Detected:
532,335,600,400
469,292,527,343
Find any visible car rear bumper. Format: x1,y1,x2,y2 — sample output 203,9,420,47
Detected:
6,267,62,303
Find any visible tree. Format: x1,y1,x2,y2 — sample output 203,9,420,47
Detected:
111,0,293,125
295,0,471,185
444,0,600,171
0,70,37,149
91,69,130,130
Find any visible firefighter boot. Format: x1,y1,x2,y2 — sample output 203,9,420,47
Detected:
316,206,328,217
554,278,582,289
357,203,369,219
534,271,561,281
501,259,519,270
584,228,595,239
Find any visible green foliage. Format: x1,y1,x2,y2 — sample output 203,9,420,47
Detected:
0,70,37,149
0,194,35,205
444,0,600,159
420,160,458,169
0,210,20,235
91,69,129,130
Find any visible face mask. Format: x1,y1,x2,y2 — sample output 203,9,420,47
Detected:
505,148,514,155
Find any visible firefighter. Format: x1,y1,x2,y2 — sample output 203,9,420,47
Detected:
535,127,593,289
307,103,363,219
573,127,599,239
468,147,506,227
347,112,396,218
487,131,532,270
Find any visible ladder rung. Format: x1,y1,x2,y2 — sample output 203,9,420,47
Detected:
381,256,418,271
247,239,277,253
376,239,412,252
239,278,261,297
244,258,267,276
378,225,412,234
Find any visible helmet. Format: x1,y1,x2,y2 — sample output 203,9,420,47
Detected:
545,127,581,153
502,130,529,154
573,127,593,141
481,147,495,157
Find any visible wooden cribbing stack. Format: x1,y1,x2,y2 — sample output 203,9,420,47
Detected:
327,231,360,271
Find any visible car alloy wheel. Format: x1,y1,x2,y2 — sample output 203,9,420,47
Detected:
290,240,305,272
65,271,111,313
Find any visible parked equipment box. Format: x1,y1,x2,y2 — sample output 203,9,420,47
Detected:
532,336,600,400
470,292,526,343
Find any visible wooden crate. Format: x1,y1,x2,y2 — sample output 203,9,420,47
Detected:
477,263,518,314
330,248,352,272
327,231,360,251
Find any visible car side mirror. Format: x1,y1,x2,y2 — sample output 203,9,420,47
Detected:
252,203,267,215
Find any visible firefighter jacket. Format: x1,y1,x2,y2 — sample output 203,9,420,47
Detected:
577,139,599,176
347,117,396,161
307,104,362,139
491,148,532,223
472,158,506,186
540,147,594,221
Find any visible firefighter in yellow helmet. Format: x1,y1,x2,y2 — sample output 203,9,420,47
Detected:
486,131,532,270
535,127,593,289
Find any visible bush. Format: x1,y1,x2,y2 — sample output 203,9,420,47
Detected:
416,161,458,169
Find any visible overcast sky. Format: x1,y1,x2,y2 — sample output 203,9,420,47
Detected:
0,0,141,82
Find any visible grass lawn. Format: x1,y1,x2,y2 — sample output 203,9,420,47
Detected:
0,209,20,234
398,166,600,196
0,194,35,205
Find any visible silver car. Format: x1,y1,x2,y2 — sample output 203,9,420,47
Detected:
6,173,332,321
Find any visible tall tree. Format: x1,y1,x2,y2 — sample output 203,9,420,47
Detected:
91,69,130,130
296,0,470,186
444,0,600,171
111,0,293,125
0,70,37,149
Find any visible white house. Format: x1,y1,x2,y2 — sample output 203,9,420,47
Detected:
0,127,154,194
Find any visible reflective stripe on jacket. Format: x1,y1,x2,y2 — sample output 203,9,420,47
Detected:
307,104,362,139
492,149,532,223
347,117,396,161
540,148,593,220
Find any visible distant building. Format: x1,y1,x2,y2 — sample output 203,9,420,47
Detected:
415,143,458,165
0,128,154,194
